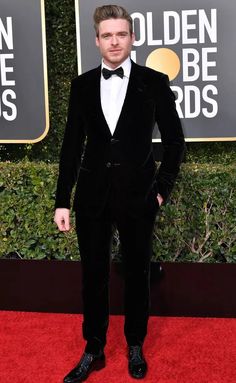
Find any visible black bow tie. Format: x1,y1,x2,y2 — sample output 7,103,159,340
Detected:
102,67,124,79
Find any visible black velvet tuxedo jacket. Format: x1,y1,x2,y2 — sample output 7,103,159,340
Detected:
55,61,185,217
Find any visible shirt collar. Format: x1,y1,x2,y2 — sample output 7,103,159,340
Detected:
101,57,131,79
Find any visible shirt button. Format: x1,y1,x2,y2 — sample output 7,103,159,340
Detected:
106,162,112,168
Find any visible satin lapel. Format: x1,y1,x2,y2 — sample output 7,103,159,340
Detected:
88,65,112,138
113,62,146,137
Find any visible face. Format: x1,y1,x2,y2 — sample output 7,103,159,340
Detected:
96,18,135,69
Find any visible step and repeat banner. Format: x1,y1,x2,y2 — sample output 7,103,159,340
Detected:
75,0,236,142
0,0,48,143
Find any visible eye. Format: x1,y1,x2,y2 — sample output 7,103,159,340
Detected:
102,34,111,39
118,32,128,37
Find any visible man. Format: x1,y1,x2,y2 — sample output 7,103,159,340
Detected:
54,5,185,382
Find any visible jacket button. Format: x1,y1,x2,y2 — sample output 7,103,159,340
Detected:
106,162,112,168
111,138,119,144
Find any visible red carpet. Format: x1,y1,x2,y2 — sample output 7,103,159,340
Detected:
0,311,236,383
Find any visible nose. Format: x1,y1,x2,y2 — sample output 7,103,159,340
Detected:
111,35,118,45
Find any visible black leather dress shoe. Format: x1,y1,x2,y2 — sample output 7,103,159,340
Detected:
63,351,105,383
128,345,147,379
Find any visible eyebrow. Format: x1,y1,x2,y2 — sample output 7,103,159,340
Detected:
100,31,129,37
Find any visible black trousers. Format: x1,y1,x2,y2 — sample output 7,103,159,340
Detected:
75,185,158,350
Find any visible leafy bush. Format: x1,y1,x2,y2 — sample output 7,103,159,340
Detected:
153,163,236,262
0,161,235,262
0,161,78,260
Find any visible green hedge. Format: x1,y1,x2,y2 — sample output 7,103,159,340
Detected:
0,161,235,262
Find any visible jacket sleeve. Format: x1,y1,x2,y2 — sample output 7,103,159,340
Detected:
55,78,86,209
155,74,186,202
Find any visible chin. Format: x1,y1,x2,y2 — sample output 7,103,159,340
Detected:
112,57,124,64
107,60,120,67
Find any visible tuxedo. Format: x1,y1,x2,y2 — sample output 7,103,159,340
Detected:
55,60,185,349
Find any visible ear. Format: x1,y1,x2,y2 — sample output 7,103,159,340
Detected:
95,36,100,47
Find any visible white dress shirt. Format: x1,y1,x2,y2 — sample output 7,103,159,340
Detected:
100,57,131,135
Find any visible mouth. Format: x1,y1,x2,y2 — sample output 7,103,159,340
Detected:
109,49,122,53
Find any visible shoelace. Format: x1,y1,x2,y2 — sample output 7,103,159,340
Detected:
129,346,142,362
78,353,93,371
